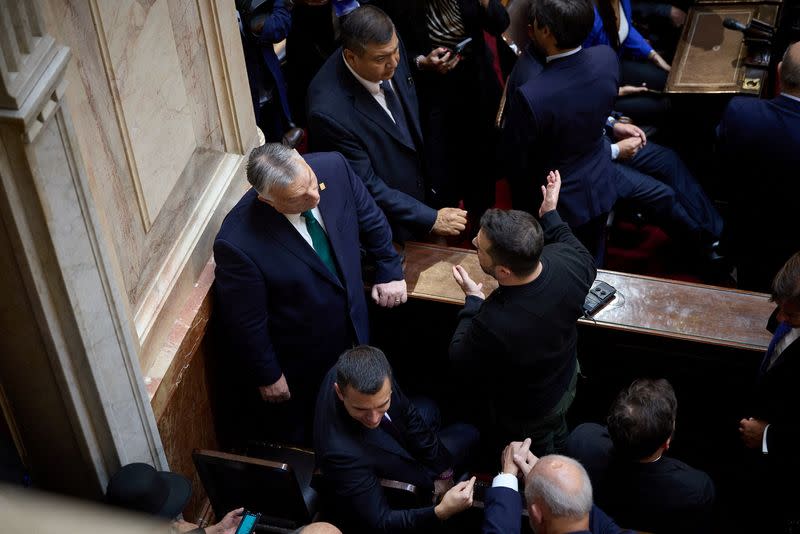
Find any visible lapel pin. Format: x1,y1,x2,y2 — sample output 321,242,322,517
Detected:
407,75,414,86
319,182,326,191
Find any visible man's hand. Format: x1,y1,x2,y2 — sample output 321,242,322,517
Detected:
670,6,687,27
501,438,532,478
434,475,455,498
612,121,647,145
206,507,245,534
432,207,468,236
538,170,562,218
513,448,539,478
259,374,291,403
615,137,643,160
434,476,476,520
417,48,461,74
371,279,408,308
739,417,768,449
618,84,649,97
452,265,485,299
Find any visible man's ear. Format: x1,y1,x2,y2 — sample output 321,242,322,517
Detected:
334,382,345,402
343,48,357,66
530,502,543,527
527,23,535,40
778,61,783,83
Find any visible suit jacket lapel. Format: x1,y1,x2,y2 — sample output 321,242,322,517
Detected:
256,198,343,289
336,55,417,151
393,71,423,145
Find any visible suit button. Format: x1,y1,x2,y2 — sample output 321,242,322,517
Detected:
417,180,422,189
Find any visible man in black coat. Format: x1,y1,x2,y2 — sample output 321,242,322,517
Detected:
449,171,596,456
566,379,715,533
313,346,479,532
736,251,800,532
307,5,467,242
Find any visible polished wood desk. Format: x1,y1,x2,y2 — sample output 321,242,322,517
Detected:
667,3,780,94
403,242,774,352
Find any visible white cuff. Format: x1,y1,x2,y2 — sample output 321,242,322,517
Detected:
762,424,770,453
492,472,519,491
611,143,620,160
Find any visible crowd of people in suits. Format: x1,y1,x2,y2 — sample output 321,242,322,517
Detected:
217,0,800,532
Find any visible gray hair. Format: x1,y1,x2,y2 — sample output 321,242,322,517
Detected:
772,251,800,304
246,143,301,197
782,42,800,92
524,455,593,519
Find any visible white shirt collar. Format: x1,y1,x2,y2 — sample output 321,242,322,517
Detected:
546,46,582,63
781,92,800,103
342,52,382,96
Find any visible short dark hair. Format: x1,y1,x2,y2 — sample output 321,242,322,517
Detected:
336,345,393,395
340,5,395,56
781,42,800,92
479,209,544,276
771,251,800,304
246,143,300,197
529,0,595,50
607,378,677,460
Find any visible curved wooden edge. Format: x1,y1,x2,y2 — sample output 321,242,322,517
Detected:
193,448,291,473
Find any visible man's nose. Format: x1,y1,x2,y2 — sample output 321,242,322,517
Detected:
368,412,382,426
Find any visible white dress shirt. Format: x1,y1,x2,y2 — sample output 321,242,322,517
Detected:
343,54,398,123
283,206,328,249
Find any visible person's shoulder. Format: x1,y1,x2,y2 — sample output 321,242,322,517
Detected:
215,188,260,241
584,44,618,64
723,95,765,120
308,50,347,100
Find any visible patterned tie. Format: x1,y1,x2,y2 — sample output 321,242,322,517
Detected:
760,321,792,375
379,80,413,147
302,210,338,278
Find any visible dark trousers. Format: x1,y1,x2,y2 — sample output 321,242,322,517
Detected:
412,396,480,478
616,58,670,126
623,142,723,242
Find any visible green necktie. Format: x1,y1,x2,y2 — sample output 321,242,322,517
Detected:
302,210,338,277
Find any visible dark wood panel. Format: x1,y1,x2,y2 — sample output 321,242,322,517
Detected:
403,242,774,352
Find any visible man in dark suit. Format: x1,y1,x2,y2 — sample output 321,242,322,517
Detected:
307,5,467,243
566,379,715,534
504,0,720,265
482,445,626,534
718,42,800,291
214,143,406,446
450,171,596,456
736,251,800,532
313,345,479,532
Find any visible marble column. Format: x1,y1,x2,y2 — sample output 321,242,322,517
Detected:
0,0,167,498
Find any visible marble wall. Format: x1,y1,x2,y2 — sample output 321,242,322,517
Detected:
0,0,257,497
39,0,258,371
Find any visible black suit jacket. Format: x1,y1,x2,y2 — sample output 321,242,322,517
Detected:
313,366,453,532
752,309,800,470
307,47,437,242
717,94,800,291
566,423,715,534
503,46,620,226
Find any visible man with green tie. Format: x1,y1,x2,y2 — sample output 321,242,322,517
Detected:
214,142,406,445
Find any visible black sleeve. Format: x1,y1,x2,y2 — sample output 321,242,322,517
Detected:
540,210,597,286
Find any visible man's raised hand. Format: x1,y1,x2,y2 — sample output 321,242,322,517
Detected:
539,170,562,218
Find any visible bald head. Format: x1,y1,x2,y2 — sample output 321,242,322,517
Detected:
780,41,800,94
524,455,593,519
297,522,343,534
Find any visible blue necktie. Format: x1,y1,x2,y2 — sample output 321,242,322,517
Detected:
760,321,792,375
379,80,413,147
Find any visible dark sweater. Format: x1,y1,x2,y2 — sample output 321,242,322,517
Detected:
450,210,596,418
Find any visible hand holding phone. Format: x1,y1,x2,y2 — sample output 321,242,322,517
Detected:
234,510,261,534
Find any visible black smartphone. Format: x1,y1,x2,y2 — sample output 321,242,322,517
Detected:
582,280,616,317
451,37,473,55
234,510,261,534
